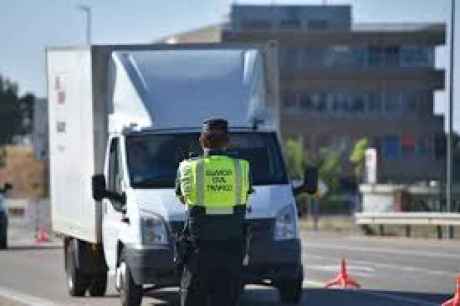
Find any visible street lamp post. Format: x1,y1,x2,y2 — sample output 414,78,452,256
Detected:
76,5,92,45
447,0,456,239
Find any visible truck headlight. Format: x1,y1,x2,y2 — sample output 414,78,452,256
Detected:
140,214,168,245
274,205,298,240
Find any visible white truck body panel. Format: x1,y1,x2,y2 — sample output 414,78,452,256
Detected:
47,49,100,243
109,49,273,132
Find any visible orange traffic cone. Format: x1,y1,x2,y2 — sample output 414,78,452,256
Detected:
442,276,460,306
36,227,49,243
324,258,361,289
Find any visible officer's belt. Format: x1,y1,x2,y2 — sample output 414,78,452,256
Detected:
188,206,239,215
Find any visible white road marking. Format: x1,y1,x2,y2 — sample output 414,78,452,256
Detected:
303,242,459,260
303,280,324,287
307,264,375,278
304,254,458,277
0,286,59,306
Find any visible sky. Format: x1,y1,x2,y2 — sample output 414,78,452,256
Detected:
0,0,459,130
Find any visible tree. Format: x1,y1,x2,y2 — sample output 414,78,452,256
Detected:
316,147,342,192
284,138,342,194
349,138,369,181
285,138,305,180
0,76,35,145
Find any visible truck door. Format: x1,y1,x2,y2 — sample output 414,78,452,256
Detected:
102,137,124,271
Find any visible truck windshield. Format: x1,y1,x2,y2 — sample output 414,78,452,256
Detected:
126,132,288,188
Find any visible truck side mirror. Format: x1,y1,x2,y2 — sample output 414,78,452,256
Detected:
92,174,107,202
303,167,318,195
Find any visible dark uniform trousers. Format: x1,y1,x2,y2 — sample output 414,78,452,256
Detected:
180,206,246,306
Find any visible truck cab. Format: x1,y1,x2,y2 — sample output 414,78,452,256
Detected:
94,128,305,305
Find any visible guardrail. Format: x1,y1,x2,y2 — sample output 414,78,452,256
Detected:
355,212,460,238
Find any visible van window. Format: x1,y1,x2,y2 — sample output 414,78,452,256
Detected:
107,138,122,193
126,132,288,188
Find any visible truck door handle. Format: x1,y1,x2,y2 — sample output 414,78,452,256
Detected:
121,216,130,224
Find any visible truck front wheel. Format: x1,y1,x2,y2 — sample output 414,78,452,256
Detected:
118,251,143,306
88,273,107,296
277,270,303,304
0,220,8,249
65,240,90,296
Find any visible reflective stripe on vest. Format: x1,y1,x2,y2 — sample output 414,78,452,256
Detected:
180,156,249,214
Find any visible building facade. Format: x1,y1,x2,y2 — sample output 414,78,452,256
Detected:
163,4,446,183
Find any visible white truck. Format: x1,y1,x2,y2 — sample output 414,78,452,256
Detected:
47,43,316,306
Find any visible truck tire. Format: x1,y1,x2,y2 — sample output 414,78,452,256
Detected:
0,222,7,249
119,251,143,306
0,238,6,249
65,240,90,296
277,271,303,304
88,273,107,297
0,236,6,250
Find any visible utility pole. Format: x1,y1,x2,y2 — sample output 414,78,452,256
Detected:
447,0,456,239
76,5,92,45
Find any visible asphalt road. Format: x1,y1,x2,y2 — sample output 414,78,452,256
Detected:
0,221,458,305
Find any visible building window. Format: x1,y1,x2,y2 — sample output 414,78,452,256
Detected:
368,46,385,67
417,136,432,157
308,19,328,30
384,92,402,114
300,92,313,111
325,46,353,68
280,7,301,30
400,47,434,67
351,94,365,113
241,19,272,30
312,93,327,112
283,90,298,109
367,92,382,113
401,134,416,157
280,19,301,29
403,91,419,112
434,134,446,160
382,135,401,160
281,48,300,71
384,46,400,66
303,48,325,68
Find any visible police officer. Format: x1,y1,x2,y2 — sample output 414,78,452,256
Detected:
175,118,251,306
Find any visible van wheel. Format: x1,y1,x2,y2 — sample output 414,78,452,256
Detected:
65,240,90,296
0,223,7,249
119,251,143,306
88,273,107,296
277,271,303,304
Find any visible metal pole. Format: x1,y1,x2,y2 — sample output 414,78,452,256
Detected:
77,5,92,45
447,0,456,239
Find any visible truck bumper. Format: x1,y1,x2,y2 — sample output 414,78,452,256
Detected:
243,238,303,285
124,244,179,286
124,219,302,287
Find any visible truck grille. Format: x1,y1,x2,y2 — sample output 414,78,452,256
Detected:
169,219,274,240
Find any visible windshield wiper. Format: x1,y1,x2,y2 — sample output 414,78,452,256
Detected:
131,178,174,188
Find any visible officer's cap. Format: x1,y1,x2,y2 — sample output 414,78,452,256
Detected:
202,118,228,133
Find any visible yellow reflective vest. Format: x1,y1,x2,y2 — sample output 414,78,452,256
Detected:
179,155,250,214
